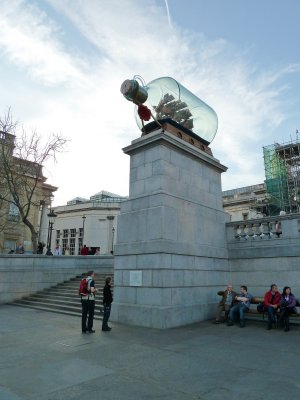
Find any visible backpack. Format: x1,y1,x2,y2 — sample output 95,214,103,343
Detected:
79,277,91,296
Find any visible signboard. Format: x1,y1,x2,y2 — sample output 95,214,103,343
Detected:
129,270,142,286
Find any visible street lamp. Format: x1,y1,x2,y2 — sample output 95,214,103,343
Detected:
82,215,86,243
46,209,57,255
111,227,115,254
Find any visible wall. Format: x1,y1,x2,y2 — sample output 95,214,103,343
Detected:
0,255,114,304
226,214,300,297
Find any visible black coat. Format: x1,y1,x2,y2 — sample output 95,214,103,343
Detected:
103,284,113,306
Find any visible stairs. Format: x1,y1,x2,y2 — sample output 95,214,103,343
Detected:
11,274,113,320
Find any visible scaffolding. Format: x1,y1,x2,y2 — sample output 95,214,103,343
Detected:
263,139,300,215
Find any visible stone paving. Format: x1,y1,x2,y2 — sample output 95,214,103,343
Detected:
1,304,300,400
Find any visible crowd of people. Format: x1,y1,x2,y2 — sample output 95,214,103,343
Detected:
214,283,298,332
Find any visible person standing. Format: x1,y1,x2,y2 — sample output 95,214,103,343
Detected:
37,242,45,254
54,245,62,256
213,284,237,324
64,245,70,255
102,276,113,332
94,247,100,255
260,284,281,330
227,285,253,328
80,245,89,256
81,270,97,333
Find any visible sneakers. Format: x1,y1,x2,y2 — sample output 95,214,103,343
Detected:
239,321,245,328
227,320,234,326
213,320,221,324
88,330,95,333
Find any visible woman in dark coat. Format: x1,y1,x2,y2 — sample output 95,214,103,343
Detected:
102,276,113,331
278,286,297,332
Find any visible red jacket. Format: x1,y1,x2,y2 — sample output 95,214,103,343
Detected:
80,246,89,256
263,290,281,307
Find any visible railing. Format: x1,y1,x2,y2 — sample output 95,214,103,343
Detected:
226,214,300,242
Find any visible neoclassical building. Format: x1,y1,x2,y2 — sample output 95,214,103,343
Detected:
0,131,57,254
222,183,268,222
52,191,127,255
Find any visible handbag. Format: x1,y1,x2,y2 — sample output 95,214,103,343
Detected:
281,300,289,308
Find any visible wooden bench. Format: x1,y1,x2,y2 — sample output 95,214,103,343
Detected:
217,291,300,323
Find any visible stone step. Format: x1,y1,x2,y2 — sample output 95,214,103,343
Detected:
13,298,103,315
12,273,112,319
10,303,102,320
30,292,105,301
19,295,99,308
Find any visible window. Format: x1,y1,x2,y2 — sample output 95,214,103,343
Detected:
56,230,61,239
70,238,75,255
4,240,16,253
63,229,69,238
78,238,83,254
8,203,20,222
62,238,68,253
70,228,76,238
79,228,83,237
242,213,248,221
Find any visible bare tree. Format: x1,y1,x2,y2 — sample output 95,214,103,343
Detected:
0,109,67,253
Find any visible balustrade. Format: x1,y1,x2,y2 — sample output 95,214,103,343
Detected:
229,215,300,242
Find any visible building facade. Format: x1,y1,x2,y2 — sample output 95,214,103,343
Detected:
52,191,127,255
0,131,57,254
222,183,268,222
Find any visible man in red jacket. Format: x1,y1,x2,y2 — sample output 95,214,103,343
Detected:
80,245,89,256
262,284,281,330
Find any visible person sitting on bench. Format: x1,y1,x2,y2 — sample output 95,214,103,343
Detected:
278,286,297,332
227,285,252,328
213,284,237,324
258,284,281,330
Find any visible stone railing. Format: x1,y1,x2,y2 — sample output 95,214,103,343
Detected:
226,213,300,243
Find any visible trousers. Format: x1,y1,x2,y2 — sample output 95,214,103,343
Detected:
102,304,111,329
82,300,95,331
228,303,248,322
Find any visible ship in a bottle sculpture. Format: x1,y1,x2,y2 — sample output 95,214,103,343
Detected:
120,76,218,155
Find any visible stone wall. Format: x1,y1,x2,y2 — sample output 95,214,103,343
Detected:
0,255,114,304
226,214,300,297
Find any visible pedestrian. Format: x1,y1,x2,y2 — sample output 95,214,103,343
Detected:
94,247,100,255
80,245,89,255
227,285,253,328
213,284,237,324
81,270,97,333
102,276,113,332
54,245,62,256
64,245,70,255
37,242,45,254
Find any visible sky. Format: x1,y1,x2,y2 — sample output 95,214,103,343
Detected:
0,0,300,206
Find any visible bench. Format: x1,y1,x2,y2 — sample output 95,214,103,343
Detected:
217,291,300,323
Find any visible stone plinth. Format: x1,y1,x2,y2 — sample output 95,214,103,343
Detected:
111,128,229,328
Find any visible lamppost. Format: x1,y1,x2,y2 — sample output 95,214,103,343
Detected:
111,227,115,254
82,215,86,243
46,209,57,255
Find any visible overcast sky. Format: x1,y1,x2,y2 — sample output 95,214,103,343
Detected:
1,0,300,205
